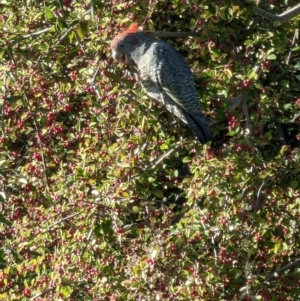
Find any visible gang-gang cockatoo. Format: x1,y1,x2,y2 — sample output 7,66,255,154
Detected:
110,23,212,144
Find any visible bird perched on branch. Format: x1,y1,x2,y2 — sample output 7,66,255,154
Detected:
110,23,212,144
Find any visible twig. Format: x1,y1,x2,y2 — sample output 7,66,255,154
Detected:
80,220,95,257
31,288,55,300
1,75,7,137
149,31,201,38
254,4,300,23
265,258,300,283
22,27,52,38
150,147,177,169
143,5,300,40
48,212,81,229
255,169,284,211
272,108,287,145
52,24,76,48
286,29,298,65
242,100,251,135
292,112,300,123
91,63,101,85
208,94,246,126
22,93,50,190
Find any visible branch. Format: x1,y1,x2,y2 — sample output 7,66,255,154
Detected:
208,94,246,127
150,147,177,169
31,288,55,300
272,108,287,145
23,94,50,190
265,258,300,283
145,4,300,40
149,31,201,38
254,4,300,23
22,27,52,38
48,212,80,229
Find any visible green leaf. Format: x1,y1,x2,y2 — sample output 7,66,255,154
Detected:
0,214,8,224
290,180,298,189
283,103,292,110
76,27,84,39
244,39,254,46
44,7,54,19
152,189,164,199
294,61,300,69
159,143,169,150
292,46,300,52
267,54,276,60
60,286,73,297
182,156,192,163
94,220,114,239
0,192,5,202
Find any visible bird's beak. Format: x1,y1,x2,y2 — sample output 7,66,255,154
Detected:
111,50,125,62
112,49,117,61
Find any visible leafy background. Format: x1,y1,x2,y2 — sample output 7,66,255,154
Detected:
0,0,299,300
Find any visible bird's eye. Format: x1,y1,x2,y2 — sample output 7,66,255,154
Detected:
119,43,124,48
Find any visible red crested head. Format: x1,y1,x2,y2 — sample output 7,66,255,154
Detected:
111,23,141,63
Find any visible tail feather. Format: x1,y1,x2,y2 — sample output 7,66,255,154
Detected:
183,111,212,144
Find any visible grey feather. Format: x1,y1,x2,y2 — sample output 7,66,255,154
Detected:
112,31,212,143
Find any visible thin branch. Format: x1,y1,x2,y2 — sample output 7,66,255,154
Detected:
208,94,246,127
292,112,300,123
150,147,177,169
286,29,298,65
272,108,287,145
48,212,81,229
265,258,300,283
242,100,252,136
31,288,55,300
91,63,101,85
149,31,201,38
52,24,76,48
254,4,300,23
255,169,284,211
80,219,95,257
1,75,7,137
144,5,300,40
22,27,52,38
23,93,50,190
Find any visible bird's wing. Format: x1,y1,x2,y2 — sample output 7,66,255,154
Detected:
150,42,202,114
148,42,212,143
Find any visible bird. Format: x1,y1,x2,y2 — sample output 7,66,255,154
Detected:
110,23,212,144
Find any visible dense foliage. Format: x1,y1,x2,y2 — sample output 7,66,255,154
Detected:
0,0,299,300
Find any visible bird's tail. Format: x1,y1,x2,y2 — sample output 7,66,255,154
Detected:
183,112,212,144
